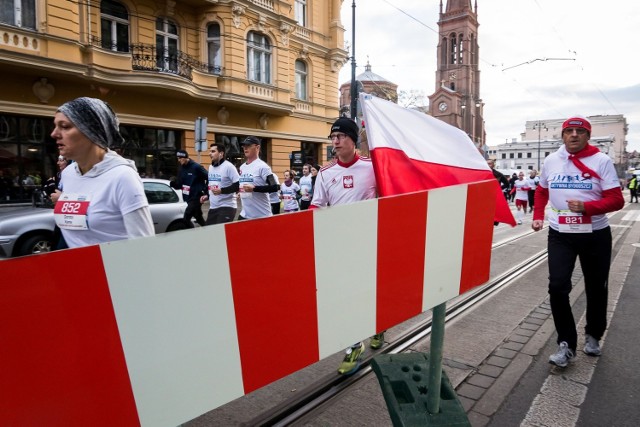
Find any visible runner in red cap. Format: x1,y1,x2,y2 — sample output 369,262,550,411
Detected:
532,116,624,367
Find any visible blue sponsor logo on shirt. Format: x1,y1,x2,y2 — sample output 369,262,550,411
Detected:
548,173,592,190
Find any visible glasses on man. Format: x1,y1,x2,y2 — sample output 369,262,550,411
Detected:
328,133,347,141
563,128,588,135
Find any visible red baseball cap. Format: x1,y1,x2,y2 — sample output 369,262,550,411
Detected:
562,117,591,133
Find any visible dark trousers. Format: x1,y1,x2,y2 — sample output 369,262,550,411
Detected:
271,202,281,215
300,200,311,210
528,189,535,210
205,207,237,225
631,188,638,203
184,199,206,227
547,227,611,351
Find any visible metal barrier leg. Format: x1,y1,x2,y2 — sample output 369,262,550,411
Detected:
371,303,471,426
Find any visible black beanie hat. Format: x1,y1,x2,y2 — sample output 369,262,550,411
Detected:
330,117,359,144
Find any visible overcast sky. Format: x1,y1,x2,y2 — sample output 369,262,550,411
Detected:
339,0,640,152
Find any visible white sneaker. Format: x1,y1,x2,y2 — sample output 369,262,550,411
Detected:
583,334,601,356
549,341,575,368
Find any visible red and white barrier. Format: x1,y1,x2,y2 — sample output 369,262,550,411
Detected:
0,181,496,426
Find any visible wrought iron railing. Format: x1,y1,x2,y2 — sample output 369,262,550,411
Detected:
89,38,222,80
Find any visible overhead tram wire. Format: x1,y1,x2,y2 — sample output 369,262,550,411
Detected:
528,0,622,114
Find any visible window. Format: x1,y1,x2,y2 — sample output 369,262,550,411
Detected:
501,153,506,159
1,0,36,29
509,153,514,159
527,152,532,158
100,0,129,52
295,60,307,100
295,0,306,26
156,18,179,73
207,23,221,74
449,34,457,64
144,181,179,204
247,32,272,84
517,153,522,158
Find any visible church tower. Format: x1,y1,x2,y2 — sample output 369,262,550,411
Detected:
428,0,485,150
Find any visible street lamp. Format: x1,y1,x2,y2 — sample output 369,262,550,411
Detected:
533,121,547,170
349,0,357,120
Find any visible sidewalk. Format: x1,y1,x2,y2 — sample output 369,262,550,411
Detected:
484,204,640,427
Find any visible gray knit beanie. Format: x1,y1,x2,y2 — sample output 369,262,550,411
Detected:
57,97,124,149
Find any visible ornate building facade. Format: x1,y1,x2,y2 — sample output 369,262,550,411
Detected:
0,0,348,203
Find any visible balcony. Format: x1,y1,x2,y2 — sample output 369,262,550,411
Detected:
250,0,274,11
89,38,222,81
295,26,310,40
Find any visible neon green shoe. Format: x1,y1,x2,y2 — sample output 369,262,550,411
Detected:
370,332,385,349
337,342,365,375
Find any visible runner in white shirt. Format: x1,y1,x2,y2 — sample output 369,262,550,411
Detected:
532,117,624,368
512,171,530,224
280,170,300,212
237,136,279,220
200,143,240,225
298,164,313,210
311,117,381,375
51,97,154,248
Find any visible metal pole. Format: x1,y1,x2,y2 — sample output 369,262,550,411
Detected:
427,302,446,414
537,122,541,170
349,0,357,120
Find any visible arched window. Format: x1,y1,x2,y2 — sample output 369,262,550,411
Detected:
156,17,179,73
458,33,464,65
441,37,448,66
207,23,222,74
295,60,307,100
1,0,36,29
247,31,271,84
100,0,129,52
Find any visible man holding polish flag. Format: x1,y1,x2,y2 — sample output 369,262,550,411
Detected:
360,94,516,226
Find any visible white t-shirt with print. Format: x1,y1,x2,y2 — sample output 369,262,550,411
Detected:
299,175,313,201
539,145,620,231
207,160,240,209
311,156,377,207
57,165,148,248
513,179,530,201
281,181,300,211
239,158,274,219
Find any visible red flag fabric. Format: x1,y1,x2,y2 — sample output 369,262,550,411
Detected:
360,94,516,226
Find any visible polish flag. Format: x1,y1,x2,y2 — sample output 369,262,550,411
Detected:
360,94,516,226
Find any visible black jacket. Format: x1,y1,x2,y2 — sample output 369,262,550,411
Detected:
172,159,208,202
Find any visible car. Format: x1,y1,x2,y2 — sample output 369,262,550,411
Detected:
0,178,189,258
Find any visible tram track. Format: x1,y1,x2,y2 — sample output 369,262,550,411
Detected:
245,230,549,427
